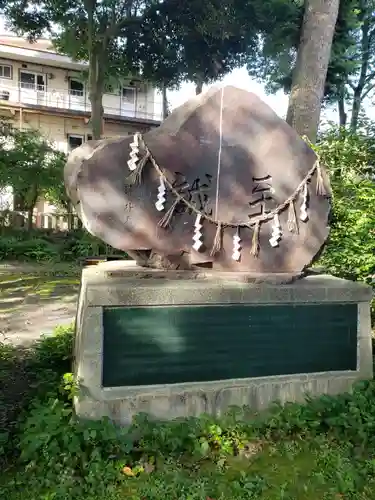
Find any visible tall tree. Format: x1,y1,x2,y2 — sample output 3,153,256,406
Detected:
285,0,340,141
322,0,375,130
128,0,258,95
1,0,260,133
0,126,66,230
347,0,375,130
248,0,375,131
0,0,152,139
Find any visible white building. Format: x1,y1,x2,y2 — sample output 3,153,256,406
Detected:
0,35,162,217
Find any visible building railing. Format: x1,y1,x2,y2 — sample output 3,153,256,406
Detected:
0,80,163,122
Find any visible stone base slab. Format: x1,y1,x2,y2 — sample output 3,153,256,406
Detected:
74,261,374,425
76,372,362,425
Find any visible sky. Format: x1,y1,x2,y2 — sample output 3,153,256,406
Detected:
167,68,289,118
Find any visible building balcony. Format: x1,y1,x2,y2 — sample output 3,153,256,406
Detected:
0,80,163,123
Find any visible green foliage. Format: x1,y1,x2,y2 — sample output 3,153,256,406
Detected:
5,377,375,498
315,126,375,283
272,0,359,98
132,0,259,89
0,235,60,262
2,0,253,134
0,324,74,462
0,228,126,262
17,399,133,495
0,0,152,137
0,0,312,137
0,126,66,216
246,0,303,94
31,324,75,385
249,0,375,125
44,177,72,212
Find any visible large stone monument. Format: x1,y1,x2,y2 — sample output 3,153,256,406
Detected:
66,86,373,424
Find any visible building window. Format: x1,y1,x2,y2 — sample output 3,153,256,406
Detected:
0,64,12,79
121,87,136,104
67,134,84,151
20,71,45,91
86,134,93,141
0,90,10,101
69,79,84,97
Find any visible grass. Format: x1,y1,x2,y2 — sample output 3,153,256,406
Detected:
0,265,80,299
2,433,375,499
0,274,79,306
107,438,374,500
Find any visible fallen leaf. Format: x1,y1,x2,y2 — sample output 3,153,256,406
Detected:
122,466,135,477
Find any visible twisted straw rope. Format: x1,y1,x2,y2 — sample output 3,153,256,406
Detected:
138,134,321,228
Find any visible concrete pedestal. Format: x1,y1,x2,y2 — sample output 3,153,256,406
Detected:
74,261,373,425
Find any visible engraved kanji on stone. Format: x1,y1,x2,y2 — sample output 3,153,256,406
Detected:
172,173,213,216
66,85,332,275
124,201,135,211
248,175,276,218
189,175,213,216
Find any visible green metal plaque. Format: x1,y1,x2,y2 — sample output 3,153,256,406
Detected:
102,304,358,387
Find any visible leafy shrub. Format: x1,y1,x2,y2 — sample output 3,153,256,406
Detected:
17,399,133,496
315,127,375,284
0,228,127,262
314,127,375,323
0,324,74,462
28,324,75,397
5,378,375,499
2,237,60,262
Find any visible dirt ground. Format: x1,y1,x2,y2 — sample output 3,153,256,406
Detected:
0,262,79,346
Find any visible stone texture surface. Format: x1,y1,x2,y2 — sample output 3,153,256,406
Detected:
65,85,331,275
74,262,373,424
80,261,373,306
75,374,360,426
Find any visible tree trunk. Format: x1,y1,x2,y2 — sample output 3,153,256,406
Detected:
350,88,363,132
286,0,340,142
27,206,34,231
88,50,105,140
25,184,39,232
66,200,74,231
162,83,169,119
194,77,203,95
84,0,104,141
26,192,38,232
350,9,370,132
337,87,347,127
90,90,104,139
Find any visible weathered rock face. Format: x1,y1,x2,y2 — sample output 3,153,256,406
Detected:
64,85,331,276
